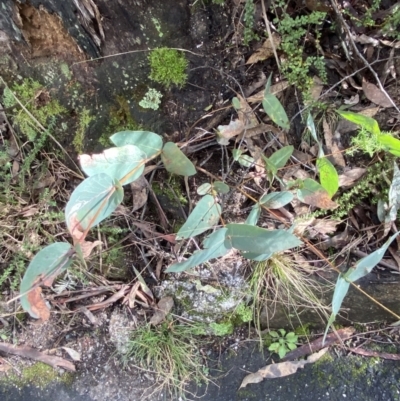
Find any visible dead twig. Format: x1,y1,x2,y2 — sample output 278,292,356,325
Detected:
0,342,75,371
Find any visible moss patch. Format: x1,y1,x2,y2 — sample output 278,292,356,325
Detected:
149,48,188,88
1,362,73,389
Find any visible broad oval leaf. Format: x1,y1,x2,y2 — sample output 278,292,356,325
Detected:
260,191,293,209
176,194,221,240
213,181,230,194
226,224,302,254
161,142,196,176
65,173,124,241
20,243,74,319
166,228,231,272
316,157,339,197
245,204,261,226
297,178,338,210
197,183,212,195
262,76,290,130
269,145,294,169
337,110,381,136
110,130,163,158
242,251,273,261
79,145,146,185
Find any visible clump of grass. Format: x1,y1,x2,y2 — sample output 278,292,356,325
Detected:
149,48,188,88
122,319,209,398
249,254,330,333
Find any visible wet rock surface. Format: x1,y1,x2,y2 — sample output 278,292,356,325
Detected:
1,343,400,401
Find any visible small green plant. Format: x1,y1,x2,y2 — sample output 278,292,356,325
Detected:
122,320,209,397
73,108,93,153
268,329,298,359
139,88,163,110
339,110,400,157
210,321,234,336
273,6,327,97
149,48,188,88
243,0,259,46
2,78,66,141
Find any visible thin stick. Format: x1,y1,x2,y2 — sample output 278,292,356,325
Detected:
261,0,281,71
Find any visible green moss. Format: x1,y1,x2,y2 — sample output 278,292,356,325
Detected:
149,48,188,88
99,95,143,147
153,174,188,206
2,78,66,141
210,321,234,336
294,323,311,337
73,108,93,153
1,362,73,389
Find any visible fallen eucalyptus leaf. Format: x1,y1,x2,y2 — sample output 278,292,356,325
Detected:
239,348,328,388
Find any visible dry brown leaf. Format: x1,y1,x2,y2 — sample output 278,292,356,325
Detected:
362,79,393,108
61,347,81,361
149,296,174,326
302,190,338,210
240,348,328,388
216,120,245,145
246,33,281,64
236,94,258,128
27,285,50,321
80,240,102,258
130,175,148,212
308,76,324,102
0,342,75,371
247,81,289,103
322,118,346,167
338,168,366,187
294,217,339,237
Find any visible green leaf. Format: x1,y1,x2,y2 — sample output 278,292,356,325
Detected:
287,342,297,350
269,146,294,169
161,142,196,176
337,111,381,136
226,224,302,254
269,331,279,338
232,149,242,161
241,251,273,261
166,228,231,273
317,157,339,197
259,191,293,209
268,343,279,351
245,204,261,226
238,154,255,167
297,178,338,210
262,154,278,180
346,232,399,282
20,243,74,319
285,332,298,342
262,75,290,130
232,97,241,110
197,183,212,195
279,329,286,336
65,173,123,237
176,195,221,240
213,181,230,194
79,145,146,185
278,345,288,359
110,130,163,158
325,232,399,340
378,134,400,157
